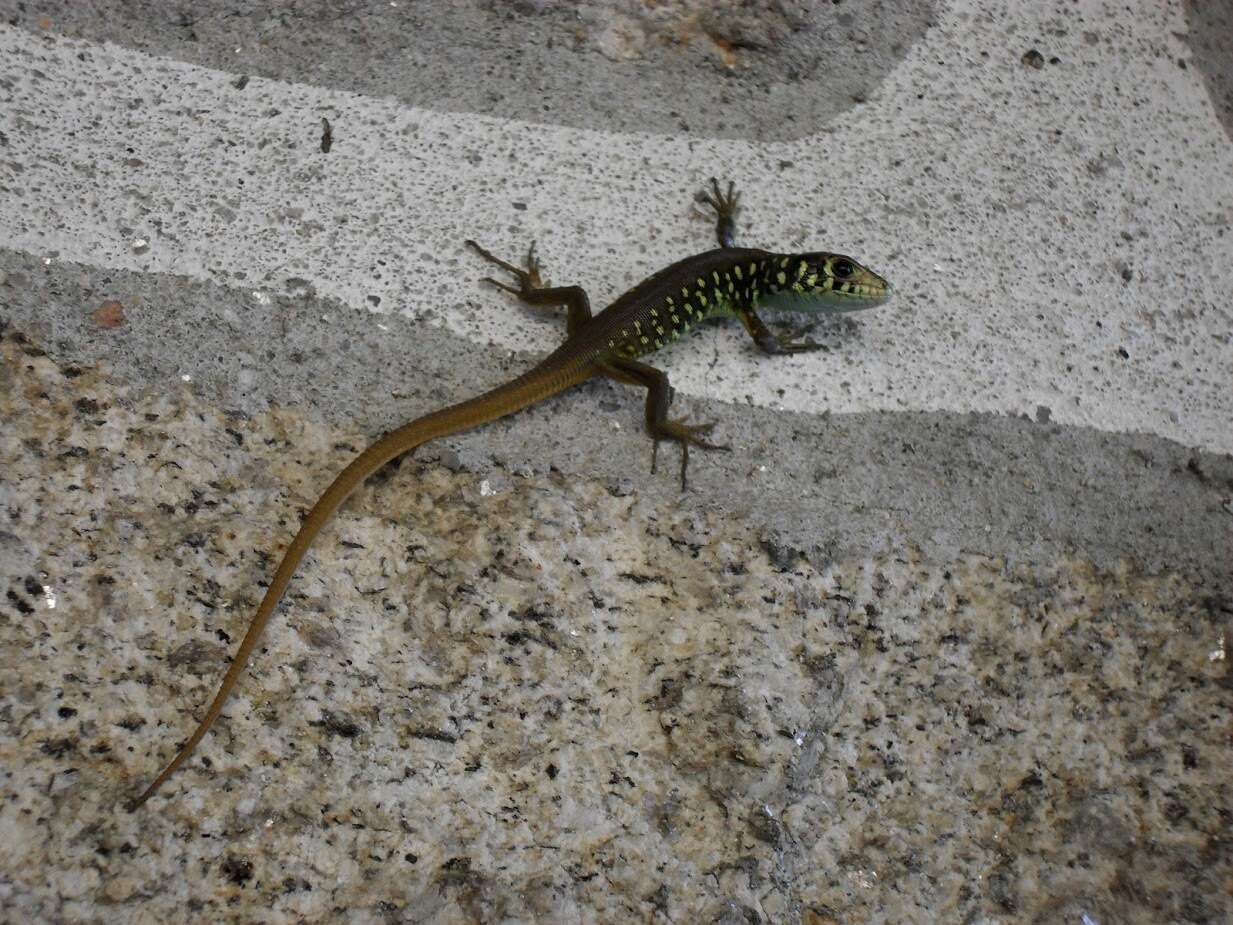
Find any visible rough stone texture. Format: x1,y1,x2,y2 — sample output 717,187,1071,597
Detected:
2,10,1231,453
0,0,933,142
1,0,1232,921
2,329,1231,923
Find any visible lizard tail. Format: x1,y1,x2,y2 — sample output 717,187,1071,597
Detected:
128,358,591,810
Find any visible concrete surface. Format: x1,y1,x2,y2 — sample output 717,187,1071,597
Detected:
1,1,1231,923
3,7,1232,450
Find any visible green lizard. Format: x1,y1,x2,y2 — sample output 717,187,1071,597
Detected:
129,179,891,809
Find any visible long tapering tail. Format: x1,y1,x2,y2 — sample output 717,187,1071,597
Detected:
128,358,591,810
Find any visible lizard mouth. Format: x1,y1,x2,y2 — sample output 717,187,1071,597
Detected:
842,269,891,302
760,284,889,314
826,271,891,309
838,283,890,301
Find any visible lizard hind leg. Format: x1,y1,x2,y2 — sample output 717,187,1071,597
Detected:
464,239,593,335
600,358,730,491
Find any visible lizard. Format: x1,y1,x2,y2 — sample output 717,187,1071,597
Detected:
128,179,891,810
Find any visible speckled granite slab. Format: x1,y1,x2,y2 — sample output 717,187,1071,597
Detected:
1,326,1230,923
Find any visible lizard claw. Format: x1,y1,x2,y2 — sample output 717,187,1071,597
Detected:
774,336,825,354
677,419,730,450
650,418,731,491
697,178,741,247
698,177,740,222
466,239,546,296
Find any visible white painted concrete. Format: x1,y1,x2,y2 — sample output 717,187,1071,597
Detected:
2,0,1230,451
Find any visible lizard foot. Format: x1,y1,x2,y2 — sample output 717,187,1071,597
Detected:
465,239,546,297
651,418,731,491
697,178,741,224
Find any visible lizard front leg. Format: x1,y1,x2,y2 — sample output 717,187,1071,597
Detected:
736,305,825,355
697,177,741,248
465,239,593,336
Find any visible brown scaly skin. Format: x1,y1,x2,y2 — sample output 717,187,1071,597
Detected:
128,179,891,810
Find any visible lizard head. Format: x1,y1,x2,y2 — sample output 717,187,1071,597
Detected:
758,252,891,314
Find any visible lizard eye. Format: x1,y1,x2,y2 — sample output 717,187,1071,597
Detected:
832,259,854,279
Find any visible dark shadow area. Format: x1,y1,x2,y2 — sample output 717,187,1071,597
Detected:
1,0,934,141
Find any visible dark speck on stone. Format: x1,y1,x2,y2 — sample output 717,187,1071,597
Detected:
1022,49,1045,69
40,737,78,758
232,75,249,90
512,202,527,211
6,589,34,615
74,397,101,415
167,638,217,671
761,536,802,572
1035,405,1052,423
747,809,782,846
311,710,362,738
221,855,255,885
